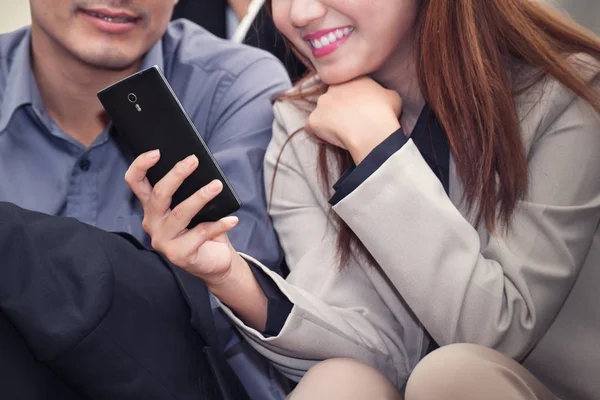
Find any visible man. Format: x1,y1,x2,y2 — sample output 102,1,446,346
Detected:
0,0,290,398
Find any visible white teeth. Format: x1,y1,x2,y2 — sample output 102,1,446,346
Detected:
85,10,135,23
309,27,354,50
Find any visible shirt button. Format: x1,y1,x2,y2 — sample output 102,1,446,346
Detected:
79,159,91,171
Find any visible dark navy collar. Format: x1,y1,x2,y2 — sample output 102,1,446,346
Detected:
410,104,450,193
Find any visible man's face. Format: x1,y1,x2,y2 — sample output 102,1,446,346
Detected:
29,0,178,70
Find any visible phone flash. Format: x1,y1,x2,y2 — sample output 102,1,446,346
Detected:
135,104,142,112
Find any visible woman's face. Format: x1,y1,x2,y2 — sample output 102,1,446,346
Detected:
271,0,420,85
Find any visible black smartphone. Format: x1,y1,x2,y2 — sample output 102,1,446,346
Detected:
98,65,241,227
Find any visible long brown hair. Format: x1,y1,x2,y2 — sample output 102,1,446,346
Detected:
267,0,600,266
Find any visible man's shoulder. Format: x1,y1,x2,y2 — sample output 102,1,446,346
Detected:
161,19,288,83
157,20,290,139
0,28,29,84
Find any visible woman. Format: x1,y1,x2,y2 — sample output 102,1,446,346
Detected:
126,0,600,399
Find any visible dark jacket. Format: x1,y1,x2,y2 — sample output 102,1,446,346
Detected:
0,202,249,400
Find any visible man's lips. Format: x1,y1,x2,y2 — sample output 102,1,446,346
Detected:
78,8,141,34
80,8,139,23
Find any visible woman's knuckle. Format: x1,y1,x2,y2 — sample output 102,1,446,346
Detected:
152,184,167,200
124,170,133,184
141,218,152,233
199,186,214,201
176,160,191,174
150,237,163,252
316,95,327,107
170,206,185,221
196,226,208,240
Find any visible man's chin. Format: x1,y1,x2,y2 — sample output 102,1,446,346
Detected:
76,52,141,72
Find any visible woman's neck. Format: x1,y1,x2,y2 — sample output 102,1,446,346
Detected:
371,53,425,135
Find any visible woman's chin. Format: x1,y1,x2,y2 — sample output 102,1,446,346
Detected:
315,67,364,86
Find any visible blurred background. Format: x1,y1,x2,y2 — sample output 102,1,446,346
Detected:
0,0,599,39
0,0,31,34
551,0,600,34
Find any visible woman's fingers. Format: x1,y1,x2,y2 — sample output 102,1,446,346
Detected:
126,152,235,269
160,179,224,239
145,154,198,220
387,89,403,116
124,150,161,205
158,216,239,270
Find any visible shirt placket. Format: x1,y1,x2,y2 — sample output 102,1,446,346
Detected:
65,148,98,227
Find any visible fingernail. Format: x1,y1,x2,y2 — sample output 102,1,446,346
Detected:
148,149,160,159
209,180,222,193
184,155,198,167
224,216,239,226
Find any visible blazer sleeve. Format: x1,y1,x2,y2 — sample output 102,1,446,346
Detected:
218,101,425,387
332,76,600,360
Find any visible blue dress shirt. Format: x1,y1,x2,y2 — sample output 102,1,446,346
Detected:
0,20,291,400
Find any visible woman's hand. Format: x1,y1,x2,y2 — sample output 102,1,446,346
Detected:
125,150,240,285
306,76,403,164
126,151,269,330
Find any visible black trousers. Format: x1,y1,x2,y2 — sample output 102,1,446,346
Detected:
0,202,248,400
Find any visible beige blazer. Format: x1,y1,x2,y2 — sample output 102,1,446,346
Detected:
220,60,600,399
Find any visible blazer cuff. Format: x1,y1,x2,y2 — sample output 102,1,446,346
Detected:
218,253,295,339
247,260,294,336
329,128,408,205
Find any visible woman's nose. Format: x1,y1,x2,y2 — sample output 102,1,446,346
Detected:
289,0,327,29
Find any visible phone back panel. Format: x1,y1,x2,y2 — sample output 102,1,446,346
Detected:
98,66,241,226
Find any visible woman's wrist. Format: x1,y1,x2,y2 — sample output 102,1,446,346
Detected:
206,251,269,331
344,117,401,164
205,250,247,292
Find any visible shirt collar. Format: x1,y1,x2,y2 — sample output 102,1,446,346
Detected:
0,29,44,133
0,29,165,133
141,37,164,72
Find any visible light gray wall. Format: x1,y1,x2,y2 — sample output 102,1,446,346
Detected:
0,1,31,34
544,0,600,34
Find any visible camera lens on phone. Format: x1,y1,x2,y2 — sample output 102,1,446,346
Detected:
128,93,137,103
